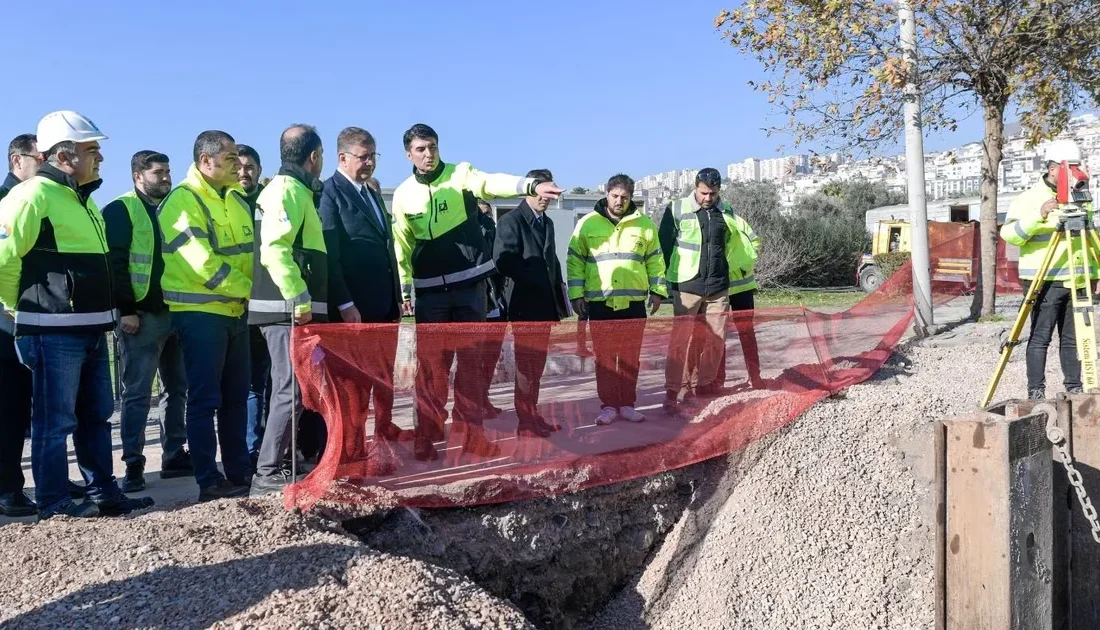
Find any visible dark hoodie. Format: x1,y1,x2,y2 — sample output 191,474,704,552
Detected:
0,172,23,203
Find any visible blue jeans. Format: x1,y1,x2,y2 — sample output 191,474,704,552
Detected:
118,310,188,468
247,325,270,456
172,311,252,489
15,333,121,514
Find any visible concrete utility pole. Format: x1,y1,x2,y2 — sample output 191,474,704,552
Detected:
898,0,934,334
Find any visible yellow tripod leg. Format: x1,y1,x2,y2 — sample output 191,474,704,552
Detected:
1071,227,1100,392
980,230,1064,407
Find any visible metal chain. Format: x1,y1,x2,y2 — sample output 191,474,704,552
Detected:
1044,417,1100,545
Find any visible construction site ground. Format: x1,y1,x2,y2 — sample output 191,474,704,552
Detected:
0,294,1058,629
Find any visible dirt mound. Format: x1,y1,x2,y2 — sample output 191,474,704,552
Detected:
589,321,1037,629
0,501,532,630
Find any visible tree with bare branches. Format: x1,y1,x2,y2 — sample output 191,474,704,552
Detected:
715,0,1100,314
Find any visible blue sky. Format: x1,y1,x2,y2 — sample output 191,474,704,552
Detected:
1,0,986,200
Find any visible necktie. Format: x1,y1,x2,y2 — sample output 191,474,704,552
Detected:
360,186,384,229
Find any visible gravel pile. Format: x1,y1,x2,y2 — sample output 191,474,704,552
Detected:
0,500,533,629
589,319,1048,630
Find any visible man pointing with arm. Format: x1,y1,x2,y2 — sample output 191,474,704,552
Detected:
392,123,562,461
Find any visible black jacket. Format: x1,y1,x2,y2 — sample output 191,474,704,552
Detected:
659,200,729,296
493,201,568,321
249,165,329,326
102,190,167,316
11,165,115,335
477,211,505,317
0,173,21,203
318,171,402,323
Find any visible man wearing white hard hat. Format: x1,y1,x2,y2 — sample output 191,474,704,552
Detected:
1001,138,1096,400
0,110,154,519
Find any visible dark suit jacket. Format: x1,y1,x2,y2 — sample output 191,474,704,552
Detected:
493,200,568,322
318,173,401,323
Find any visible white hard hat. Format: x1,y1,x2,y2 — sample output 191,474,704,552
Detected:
36,110,107,153
1044,138,1082,163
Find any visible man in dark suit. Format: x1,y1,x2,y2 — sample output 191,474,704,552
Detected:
318,127,403,443
493,169,569,437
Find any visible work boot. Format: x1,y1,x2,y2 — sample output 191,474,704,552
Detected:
37,500,100,521
198,479,250,503
1027,388,1046,401
160,450,194,479
90,492,155,517
121,462,145,493
249,469,305,499
1067,386,1084,395
0,491,37,517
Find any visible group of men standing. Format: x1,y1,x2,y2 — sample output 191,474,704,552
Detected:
0,111,763,520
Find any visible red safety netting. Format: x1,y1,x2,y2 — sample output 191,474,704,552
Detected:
284,228,1009,511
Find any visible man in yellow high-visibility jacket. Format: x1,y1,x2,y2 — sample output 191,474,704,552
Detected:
392,123,562,461
659,168,761,414
1001,138,1095,400
567,174,667,427
158,130,255,502
102,150,190,493
247,124,327,497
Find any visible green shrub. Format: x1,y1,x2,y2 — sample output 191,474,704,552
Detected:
872,251,912,279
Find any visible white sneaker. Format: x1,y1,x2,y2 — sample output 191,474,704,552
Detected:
595,407,618,426
619,406,646,423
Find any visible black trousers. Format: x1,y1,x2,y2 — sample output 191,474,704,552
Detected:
1023,280,1081,393
414,281,487,431
588,301,647,409
0,328,33,494
513,325,553,424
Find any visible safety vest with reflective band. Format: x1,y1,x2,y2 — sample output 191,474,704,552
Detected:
0,167,118,334
1001,179,1097,283
392,161,542,300
566,202,668,311
114,190,157,302
158,164,254,317
665,197,760,295
248,168,329,325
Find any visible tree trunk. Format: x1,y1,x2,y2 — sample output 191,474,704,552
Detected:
980,101,1006,317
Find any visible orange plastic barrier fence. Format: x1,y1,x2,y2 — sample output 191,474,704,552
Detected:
285,229,1010,510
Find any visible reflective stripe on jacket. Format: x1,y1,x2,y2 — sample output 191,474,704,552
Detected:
392,161,540,300
248,167,329,325
0,166,117,334
158,164,254,317
1001,179,1096,281
566,200,667,311
665,196,760,295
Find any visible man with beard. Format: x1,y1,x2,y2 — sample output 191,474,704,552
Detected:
102,151,192,492
237,144,269,467
567,174,666,426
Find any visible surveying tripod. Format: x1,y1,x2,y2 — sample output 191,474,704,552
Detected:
981,210,1100,407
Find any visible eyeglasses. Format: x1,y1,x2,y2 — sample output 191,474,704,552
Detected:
16,153,41,160
696,171,721,187
345,151,379,162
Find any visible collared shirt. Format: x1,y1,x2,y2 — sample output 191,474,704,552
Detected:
336,169,387,314
338,168,386,229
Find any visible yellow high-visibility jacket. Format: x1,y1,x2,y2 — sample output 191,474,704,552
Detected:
392,161,544,301
158,164,254,317
1002,178,1096,282
567,200,667,311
